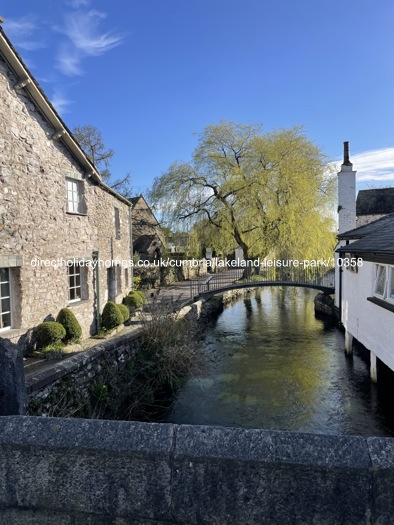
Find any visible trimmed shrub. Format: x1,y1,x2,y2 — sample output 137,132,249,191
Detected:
56,307,82,342
117,303,130,323
36,322,66,348
101,301,123,330
123,291,147,310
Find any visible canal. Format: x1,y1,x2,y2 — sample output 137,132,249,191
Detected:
163,287,394,436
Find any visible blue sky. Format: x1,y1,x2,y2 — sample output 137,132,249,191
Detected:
3,0,394,194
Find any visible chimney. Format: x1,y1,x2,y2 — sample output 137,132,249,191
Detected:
337,141,356,234
342,141,352,167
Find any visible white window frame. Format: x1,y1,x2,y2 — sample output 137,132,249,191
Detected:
66,178,84,214
0,268,12,331
387,267,394,305
373,264,394,304
68,263,82,303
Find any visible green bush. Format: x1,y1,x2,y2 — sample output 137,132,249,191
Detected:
101,301,124,330
56,307,82,342
117,303,130,323
133,276,141,290
36,322,66,348
123,290,147,309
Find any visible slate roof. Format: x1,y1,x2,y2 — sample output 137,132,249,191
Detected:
338,213,394,240
356,188,394,216
337,213,394,256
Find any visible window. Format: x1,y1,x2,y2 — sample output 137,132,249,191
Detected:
372,264,394,304
389,268,394,301
374,265,387,298
114,207,121,239
0,268,11,330
68,264,82,302
66,178,84,214
368,264,394,313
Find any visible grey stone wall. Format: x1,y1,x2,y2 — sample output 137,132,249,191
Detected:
0,54,132,350
26,330,141,417
0,416,392,524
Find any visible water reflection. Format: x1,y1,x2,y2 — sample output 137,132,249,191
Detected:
164,287,394,436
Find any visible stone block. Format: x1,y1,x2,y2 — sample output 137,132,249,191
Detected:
0,417,175,521
367,437,394,525
172,425,371,525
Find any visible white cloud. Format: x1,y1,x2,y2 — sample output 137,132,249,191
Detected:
5,16,46,51
50,90,72,114
63,10,122,55
56,43,83,76
331,147,394,183
55,10,123,76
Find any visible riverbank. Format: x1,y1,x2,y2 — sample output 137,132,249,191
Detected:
26,288,230,418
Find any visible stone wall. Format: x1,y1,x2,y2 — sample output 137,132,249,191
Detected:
0,416,393,524
0,54,132,350
27,330,141,417
26,296,223,417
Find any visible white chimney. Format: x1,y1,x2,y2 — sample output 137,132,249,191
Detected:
337,141,356,234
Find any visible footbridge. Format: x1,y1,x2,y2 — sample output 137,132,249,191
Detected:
190,266,335,300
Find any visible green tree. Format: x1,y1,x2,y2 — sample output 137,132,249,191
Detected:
150,120,336,263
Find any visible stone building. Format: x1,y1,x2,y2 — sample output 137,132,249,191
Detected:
130,195,165,261
356,187,394,227
0,26,132,350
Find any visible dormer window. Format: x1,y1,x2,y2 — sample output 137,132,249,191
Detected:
66,177,85,214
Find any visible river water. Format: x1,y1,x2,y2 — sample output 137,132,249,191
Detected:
163,287,394,436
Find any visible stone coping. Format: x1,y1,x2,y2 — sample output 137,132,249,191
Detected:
0,417,392,524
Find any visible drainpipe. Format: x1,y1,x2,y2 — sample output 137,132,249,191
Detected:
92,250,100,332
129,205,134,290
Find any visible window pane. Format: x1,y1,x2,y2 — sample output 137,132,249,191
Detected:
66,179,83,213
0,268,9,283
390,270,394,299
1,298,10,313
1,282,10,298
375,266,386,296
68,264,82,301
1,312,11,329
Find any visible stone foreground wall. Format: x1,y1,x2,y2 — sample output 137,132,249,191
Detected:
0,416,393,524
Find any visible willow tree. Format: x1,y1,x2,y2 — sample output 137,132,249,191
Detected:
150,121,336,262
